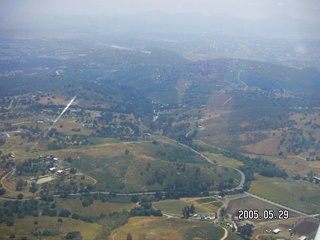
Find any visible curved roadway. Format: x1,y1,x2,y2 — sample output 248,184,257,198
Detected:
177,141,245,191
0,137,246,201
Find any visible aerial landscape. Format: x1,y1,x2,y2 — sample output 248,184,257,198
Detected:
0,0,320,239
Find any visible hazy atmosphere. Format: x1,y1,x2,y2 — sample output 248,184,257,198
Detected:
1,0,320,22
1,0,320,239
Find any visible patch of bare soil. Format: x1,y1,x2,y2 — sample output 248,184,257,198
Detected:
245,137,280,156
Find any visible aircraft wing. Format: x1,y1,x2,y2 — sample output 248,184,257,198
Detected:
315,224,320,240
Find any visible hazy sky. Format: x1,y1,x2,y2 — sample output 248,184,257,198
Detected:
1,0,320,22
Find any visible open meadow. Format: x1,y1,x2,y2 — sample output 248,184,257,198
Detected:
154,197,223,217
55,197,134,216
249,175,320,214
110,216,242,240
0,216,101,240
252,218,319,240
203,152,243,168
45,139,241,193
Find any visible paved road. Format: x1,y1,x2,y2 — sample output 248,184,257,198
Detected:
1,136,318,224
0,137,245,201
176,141,245,191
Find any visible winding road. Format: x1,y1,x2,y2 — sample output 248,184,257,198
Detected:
0,136,246,201
2,136,318,240
176,141,245,191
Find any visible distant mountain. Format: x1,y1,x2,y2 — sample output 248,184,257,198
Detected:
2,12,320,38
251,14,320,37
109,12,320,37
108,56,320,99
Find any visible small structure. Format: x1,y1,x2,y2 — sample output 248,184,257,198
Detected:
0,132,10,138
298,236,307,240
44,155,59,162
314,176,320,182
56,170,69,176
272,229,281,234
199,213,215,220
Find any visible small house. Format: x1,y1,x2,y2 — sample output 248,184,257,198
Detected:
272,229,281,234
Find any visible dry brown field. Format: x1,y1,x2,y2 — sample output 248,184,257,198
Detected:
252,218,319,240
55,198,134,216
292,219,319,238
111,217,184,240
244,131,281,156
0,216,101,240
110,216,229,240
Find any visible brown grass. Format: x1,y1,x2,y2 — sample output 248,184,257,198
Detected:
244,133,281,156
0,216,101,240
54,118,92,136
203,152,243,168
111,216,202,240
55,198,134,216
292,219,319,237
111,217,183,240
154,197,223,218
38,95,75,105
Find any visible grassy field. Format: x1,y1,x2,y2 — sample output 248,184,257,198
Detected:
110,216,243,240
194,139,320,215
293,219,319,238
55,197,134,216
0,216,101,240
252,218,319,240
49,140,241,193
154,197,223,217
1,134,39,159
203,152,243,168
249,174,320,214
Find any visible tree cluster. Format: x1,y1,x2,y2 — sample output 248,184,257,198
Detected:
182,204,195,218
237,223,254,238
129,198,162,217
0,199,39,226
164,178,210,199
192,142,288,191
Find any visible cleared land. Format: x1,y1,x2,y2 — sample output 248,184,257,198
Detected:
47,140,241,193
0,216,101,240
203,152,243,168
55,198,134,216
154,197,223,217
249,174,320,214
252,218,319,240
111,216,242,240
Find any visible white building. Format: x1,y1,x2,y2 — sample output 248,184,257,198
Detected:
272,229,281,234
